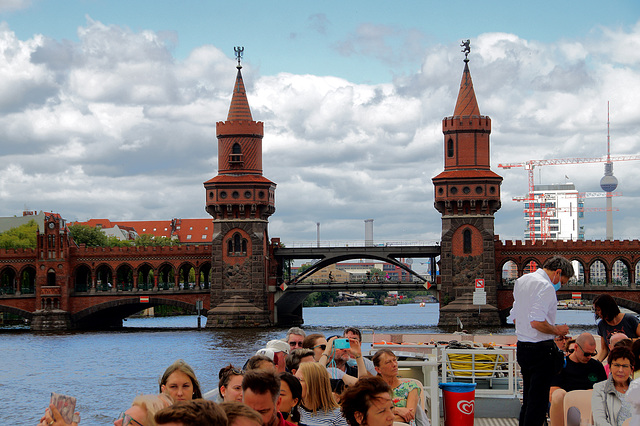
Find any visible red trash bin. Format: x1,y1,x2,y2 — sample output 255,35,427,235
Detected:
438,382,476,426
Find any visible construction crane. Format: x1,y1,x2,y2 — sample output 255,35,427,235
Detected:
498,154,639,242
499,103,640,242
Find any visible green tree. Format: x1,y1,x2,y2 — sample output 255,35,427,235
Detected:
303,291,339,307
107,236,132,247
0,220,37,249
369,267,384,282
68,224,108,247
134,234,177,247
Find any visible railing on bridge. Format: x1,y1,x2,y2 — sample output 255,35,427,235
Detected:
72,282,210,293
280,240,440,248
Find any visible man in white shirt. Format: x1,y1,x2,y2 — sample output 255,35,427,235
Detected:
510,255,574,426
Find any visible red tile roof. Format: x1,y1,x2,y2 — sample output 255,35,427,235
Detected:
71,218,214,244
203,174,275,185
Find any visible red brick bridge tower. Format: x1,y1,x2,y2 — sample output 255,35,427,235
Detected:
204,50,276,327
432,46,503,327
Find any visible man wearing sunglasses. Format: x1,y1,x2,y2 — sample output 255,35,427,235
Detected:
548,332,606,426
285,327,306,351
510,255,575,426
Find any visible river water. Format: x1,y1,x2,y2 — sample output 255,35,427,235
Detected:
0,304,599,425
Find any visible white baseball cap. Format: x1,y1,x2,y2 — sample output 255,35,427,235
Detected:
266,339,290,354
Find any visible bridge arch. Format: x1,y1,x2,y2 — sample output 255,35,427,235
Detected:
73,297,198,329
567,258,586,286
293,253,427,284
135,262,155,290
588,258,608,286
115,263,134,291
521,257,540,275
0,303,33,320
499,259,518,285
178,261,196,289
612,258,632,286
197,262,211,289
95,263,114,291
73,264,92,292
157,262,176,290
1,265,18,294
18,265,36,294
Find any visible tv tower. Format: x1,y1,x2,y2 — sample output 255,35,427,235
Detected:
599,102,618,241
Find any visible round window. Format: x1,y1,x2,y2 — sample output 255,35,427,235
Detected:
463,186,470,194
232,191,239,199
475,186,483,194
450,187,458,194
220,191,227,199
258,191,265,199
489,186,496,194
438,187,444,195
244,191,252,198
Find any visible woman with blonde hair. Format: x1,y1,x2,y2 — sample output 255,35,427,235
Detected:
294,362,347,426
159,359,203,401
114,394,173,426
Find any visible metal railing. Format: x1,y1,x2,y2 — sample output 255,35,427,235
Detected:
280,240,439,248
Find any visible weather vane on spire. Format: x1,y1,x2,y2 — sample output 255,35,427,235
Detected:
461,39,471,62
234,46,244,69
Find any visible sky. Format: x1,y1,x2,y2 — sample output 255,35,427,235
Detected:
0,0,639,247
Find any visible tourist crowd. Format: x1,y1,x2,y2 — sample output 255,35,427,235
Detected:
36,326,423,426
36,295,640,426
547,294,640,426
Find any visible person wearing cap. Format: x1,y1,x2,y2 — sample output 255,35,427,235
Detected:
251,340,289,374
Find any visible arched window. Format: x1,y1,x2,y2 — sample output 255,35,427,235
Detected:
463,229,472,254
233,233,241,252
229,233,248,256
447,138,454,158
230,143,243,163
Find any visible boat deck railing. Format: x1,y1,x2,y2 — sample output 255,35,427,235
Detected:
365,331,523,422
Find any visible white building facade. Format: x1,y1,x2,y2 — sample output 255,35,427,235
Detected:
524,183,585,242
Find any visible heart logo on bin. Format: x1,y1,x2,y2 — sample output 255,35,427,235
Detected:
457,400,474,415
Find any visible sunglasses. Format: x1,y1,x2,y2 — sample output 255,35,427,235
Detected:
566,348,575,354
115,413,144,426
219,367,244,380
576,342,597,357
313,344,327,351
289,341,304,348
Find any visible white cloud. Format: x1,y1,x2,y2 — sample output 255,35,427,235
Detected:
0,0,31,12
0,18,639,245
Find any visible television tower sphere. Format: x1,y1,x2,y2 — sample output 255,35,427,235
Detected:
600,174,618,192
600,162,618,192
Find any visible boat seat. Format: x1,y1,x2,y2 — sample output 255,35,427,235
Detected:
564,389,593,426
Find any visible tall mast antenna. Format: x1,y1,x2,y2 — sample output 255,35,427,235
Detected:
607,101,611,161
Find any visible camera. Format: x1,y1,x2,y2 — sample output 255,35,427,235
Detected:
334,338,350,349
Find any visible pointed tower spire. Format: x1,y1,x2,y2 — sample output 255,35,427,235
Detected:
227,68,253,121
453,42,480,117
227,46,253,121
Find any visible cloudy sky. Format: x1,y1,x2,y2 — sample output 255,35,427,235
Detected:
0,0,639,247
